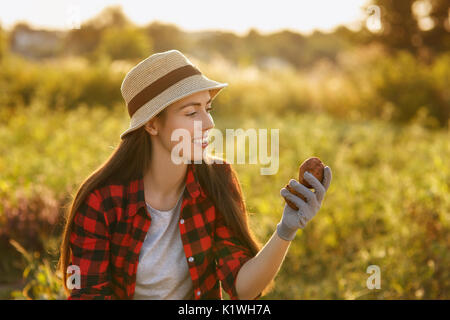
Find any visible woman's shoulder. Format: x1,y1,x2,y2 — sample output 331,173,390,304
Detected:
83,177,137,213
88,183,123,202
79,180,132,226
93,175,142,199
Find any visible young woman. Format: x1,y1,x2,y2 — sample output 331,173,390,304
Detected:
57,49,332,300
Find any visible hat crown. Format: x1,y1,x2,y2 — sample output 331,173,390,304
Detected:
120,49,197,104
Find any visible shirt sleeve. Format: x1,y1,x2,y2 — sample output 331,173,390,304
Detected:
213,206,262,300
67,190,114,300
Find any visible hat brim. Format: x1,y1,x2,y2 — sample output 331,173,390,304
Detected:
120,74,228,139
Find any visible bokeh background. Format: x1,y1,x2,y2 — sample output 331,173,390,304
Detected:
0,0,449,299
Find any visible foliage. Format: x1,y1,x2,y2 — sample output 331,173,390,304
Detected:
144,21,190,53
232,113,449,299
0,24,7,60
0,184,60,252
0,98,448,299
2,47,448,129
5,2,450,63
369,0,450,54
94,26,152,61
8,239,65,300
0,54,125,110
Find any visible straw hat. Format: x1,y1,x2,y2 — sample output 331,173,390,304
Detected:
120,49,228,139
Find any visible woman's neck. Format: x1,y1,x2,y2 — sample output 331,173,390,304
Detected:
143,155,188,201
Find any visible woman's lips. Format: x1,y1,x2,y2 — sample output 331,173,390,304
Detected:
192,136,210,148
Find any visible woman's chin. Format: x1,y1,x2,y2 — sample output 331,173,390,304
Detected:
189,144,208,161
174,153,207,163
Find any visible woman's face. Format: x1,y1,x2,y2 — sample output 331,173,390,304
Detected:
145,90,215,163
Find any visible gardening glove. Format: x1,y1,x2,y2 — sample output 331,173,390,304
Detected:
276,166,332,241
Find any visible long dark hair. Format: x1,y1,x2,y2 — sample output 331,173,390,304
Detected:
57,110,274,297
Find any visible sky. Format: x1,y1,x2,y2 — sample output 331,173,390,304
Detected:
0,0,372,35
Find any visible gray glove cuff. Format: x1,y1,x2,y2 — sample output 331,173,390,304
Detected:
276,221,298,241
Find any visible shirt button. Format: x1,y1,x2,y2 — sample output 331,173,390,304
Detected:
188,256,194,263
196,290,201,296
180,219,185,224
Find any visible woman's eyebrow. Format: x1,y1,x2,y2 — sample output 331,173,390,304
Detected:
178,98,212,110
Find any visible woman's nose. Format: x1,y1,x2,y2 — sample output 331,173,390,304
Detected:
201,111,215,131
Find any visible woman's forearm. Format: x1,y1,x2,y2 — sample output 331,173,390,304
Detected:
235,228,292,299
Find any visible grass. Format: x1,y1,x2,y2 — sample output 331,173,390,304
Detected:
1,99,448,299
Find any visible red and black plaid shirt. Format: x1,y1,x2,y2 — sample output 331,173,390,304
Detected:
68,162,261,300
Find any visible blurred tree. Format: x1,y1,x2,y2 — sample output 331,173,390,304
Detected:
194,30,245,63
145,21,190,53
0,23,7,60
422,0,450,52
369,0,422,53
334,25,374,46
194,27,356,69
64,25,103,56
368,0,450,56
301,30,353,66
245,28,273,60
63,5,133,57
86,5,131,29
95,26,152,61
266,30,307,68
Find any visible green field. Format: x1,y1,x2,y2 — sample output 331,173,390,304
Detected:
1,96,448,299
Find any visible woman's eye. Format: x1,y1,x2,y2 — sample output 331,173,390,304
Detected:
187,107,213,116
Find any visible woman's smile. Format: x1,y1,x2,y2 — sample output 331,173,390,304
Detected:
192,135,210,148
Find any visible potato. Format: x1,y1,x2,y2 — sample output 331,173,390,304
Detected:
283,157,325,210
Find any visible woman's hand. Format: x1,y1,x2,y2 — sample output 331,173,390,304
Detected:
276,166,332,241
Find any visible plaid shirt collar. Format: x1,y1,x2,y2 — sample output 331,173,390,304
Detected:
125,162,206,217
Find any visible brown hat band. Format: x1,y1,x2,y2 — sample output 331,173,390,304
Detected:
127,64,202,117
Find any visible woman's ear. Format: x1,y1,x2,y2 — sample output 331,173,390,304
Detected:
144,119,158,136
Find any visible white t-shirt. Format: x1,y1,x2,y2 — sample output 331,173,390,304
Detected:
133,185,194,300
